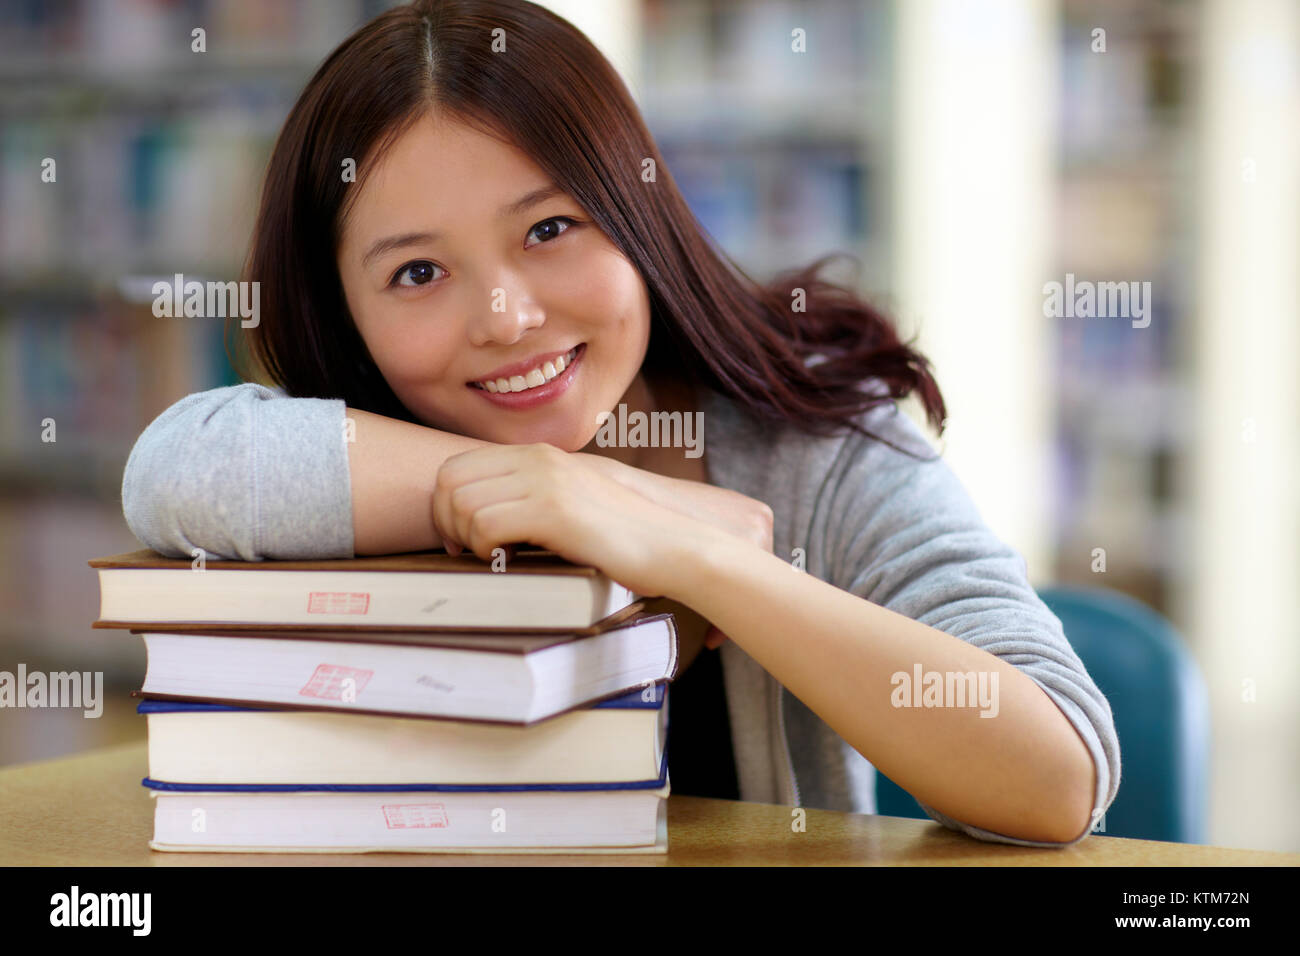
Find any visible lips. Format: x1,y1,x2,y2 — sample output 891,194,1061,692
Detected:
469,344,582,393
468,341,585,409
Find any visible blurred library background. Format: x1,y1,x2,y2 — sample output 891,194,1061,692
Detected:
1,0,1296,852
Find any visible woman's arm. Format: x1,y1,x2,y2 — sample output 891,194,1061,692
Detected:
662,539,1097,844
655,398,1117,846
122,382,496,559
412,401,1118,846
349,410,775,556
123,381,773,561
122,383,355,560
345,407,491,555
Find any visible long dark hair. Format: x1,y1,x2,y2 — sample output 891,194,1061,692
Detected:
233,0,946,446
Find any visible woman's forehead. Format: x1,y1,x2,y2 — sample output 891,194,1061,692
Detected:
341,114,545,228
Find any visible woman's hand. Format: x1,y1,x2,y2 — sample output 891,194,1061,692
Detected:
571,453,772,649
430,443,750,602
571,451,774,556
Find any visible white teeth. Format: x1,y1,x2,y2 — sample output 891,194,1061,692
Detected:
476,347,578,393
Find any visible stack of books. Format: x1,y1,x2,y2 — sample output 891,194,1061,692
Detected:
88,548,681,854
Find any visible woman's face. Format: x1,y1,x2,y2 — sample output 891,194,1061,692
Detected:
336,110,650,449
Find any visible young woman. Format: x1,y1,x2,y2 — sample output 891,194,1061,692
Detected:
123,0,1119,846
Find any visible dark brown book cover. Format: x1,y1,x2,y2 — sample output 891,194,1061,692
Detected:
88,546,600,575
124,604,670,647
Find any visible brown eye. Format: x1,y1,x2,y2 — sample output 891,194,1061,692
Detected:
524,217,575,248
392,261,440,287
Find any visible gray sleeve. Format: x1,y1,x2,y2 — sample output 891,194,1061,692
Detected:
120,382,355,561
825,403,1121,847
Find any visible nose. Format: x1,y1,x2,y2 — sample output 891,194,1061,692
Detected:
466,279,546,347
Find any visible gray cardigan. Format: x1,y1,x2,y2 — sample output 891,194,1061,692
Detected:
121,381,1121,847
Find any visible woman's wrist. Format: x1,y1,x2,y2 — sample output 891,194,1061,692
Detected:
656,524,753,609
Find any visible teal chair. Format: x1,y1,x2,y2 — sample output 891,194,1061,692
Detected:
874,586,1210,843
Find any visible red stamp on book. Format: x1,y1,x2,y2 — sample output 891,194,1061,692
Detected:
299,663,373,701
382,804,449,829
307,591,370,615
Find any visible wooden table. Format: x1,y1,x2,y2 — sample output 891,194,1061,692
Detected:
2,743,1295,866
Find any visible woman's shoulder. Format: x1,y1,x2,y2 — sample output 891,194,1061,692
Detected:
697,377,999,592
697,378,938,487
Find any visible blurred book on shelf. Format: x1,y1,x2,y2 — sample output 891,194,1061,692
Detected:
640,0,889,288
1051,0,1197,615
0,1,382,737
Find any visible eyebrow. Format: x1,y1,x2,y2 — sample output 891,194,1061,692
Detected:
360,184,568,268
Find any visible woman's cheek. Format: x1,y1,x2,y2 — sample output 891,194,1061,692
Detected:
375,314,457,384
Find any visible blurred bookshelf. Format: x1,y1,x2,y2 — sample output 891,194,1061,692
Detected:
0,0,890,763
0,0,1234,759
639,0,892,292
3,0,1177,751
1049,0,1199,619
0,1,396,752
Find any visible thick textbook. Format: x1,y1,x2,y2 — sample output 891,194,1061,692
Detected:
89,547,643,631
137,685,668,786
132,610,679,723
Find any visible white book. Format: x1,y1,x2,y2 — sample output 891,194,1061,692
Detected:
147,786,670,853
139,685,668,785
90,548,639,631
135,612,678,723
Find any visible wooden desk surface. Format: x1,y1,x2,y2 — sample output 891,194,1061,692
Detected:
2,743,1295,866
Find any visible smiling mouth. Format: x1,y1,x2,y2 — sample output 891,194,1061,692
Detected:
469,345,583,393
